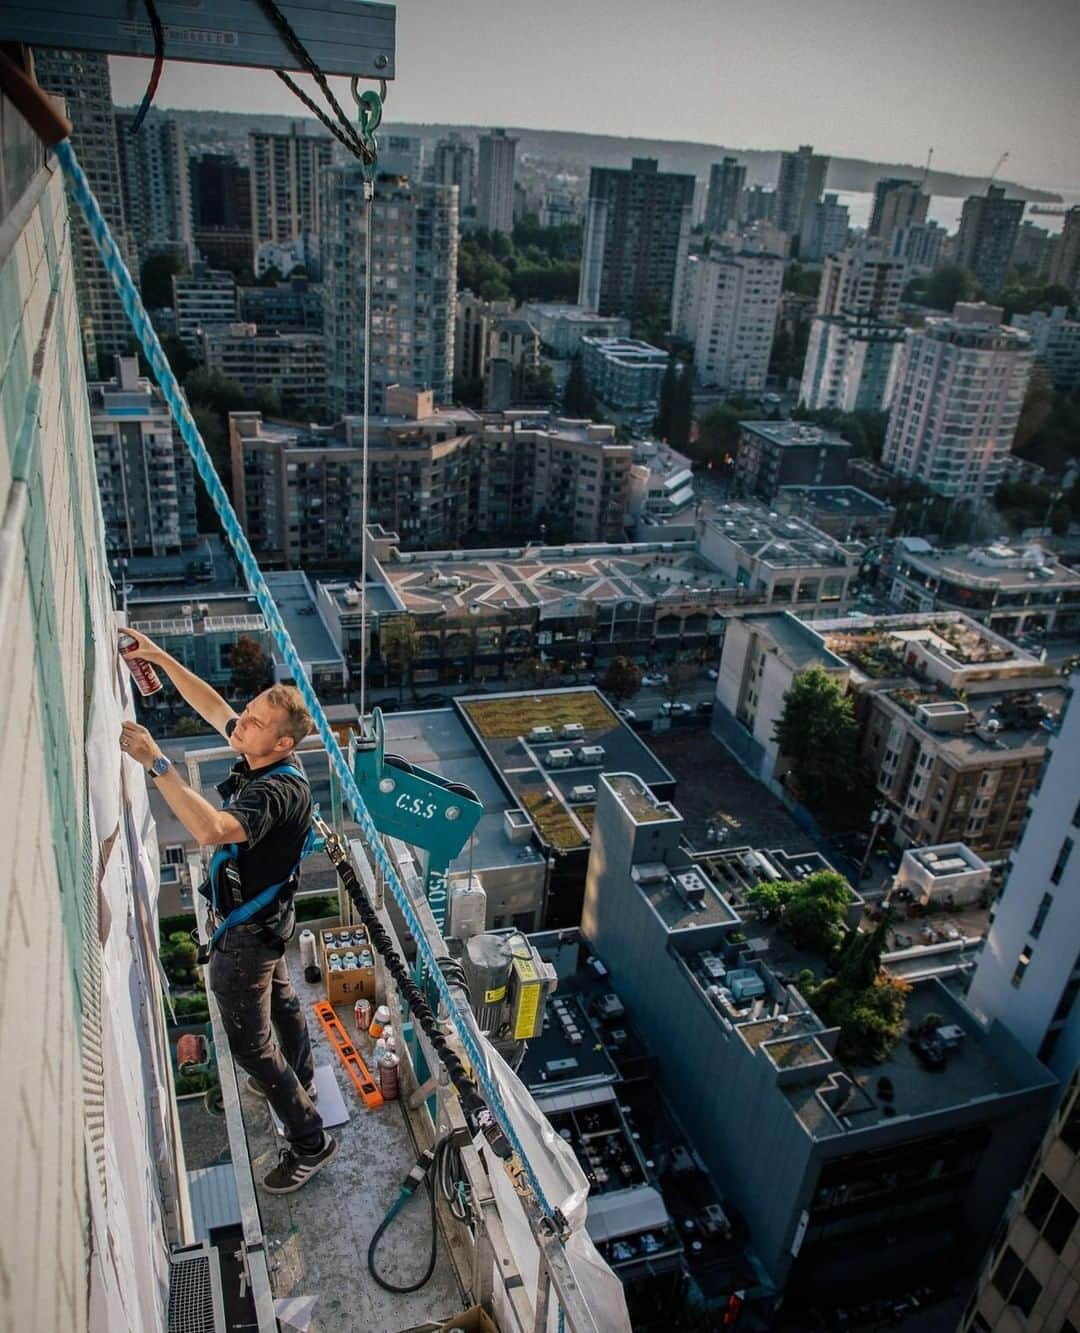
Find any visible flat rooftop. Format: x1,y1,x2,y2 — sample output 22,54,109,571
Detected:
456,691,676,853
777,485,894,517
894,540,1080,591
738,611,848,672
379,707,544,875
739,420,851,452
817,612,1044,680
635,859,741,932
263,570,344,667
880,685,1064,759
705,503,857,569
116,536,245,598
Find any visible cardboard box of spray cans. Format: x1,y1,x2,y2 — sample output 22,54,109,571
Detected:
320,925,376,1005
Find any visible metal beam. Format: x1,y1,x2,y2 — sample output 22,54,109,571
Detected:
9,1,395,80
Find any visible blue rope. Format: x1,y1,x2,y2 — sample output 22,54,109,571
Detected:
53,136,557,1222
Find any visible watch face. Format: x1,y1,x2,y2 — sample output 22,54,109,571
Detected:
152,756,170,777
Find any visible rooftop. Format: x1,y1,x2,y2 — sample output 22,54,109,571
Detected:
776,485,894,518
457,691,676,853
893,539,1080,591
116,535,245,598
262,570,345,668
739,420,852,452
817,612,1044,681
703,503,857,570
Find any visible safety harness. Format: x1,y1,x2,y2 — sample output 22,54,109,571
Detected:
199,759,317,959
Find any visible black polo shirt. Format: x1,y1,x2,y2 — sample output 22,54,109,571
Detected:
217,718,312,931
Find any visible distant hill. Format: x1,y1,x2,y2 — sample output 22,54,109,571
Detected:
151,107,1062,203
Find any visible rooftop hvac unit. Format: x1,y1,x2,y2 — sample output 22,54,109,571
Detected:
544,748,574,768
576,745,605,764
569,785,597,803
529,724,555,742
598,992,625,1020
343,588,361,605
727,968,766,1002
167,1242,226,1333
700,952,726,981
676,870,708,908
561,722,585,740
631,862,670,885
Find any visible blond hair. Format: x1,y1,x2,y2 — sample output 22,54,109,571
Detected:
263,684,315,748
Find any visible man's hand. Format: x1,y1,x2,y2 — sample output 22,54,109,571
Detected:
119,628,167,664
120,721,163,770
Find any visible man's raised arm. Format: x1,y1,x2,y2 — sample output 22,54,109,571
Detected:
120,628,237,738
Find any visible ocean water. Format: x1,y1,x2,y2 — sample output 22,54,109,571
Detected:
832,188,1080,237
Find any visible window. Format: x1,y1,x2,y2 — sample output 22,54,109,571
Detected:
1043,1195,1078,1255
1025,1173,1059,1229
1030,893,1054,939
1050,836,1073,886
1012,947,1033,988
163,844,186,867
991,1245,1023,1298
1010,1267,1041,1318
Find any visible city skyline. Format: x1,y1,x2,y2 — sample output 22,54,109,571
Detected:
105,0,1080,191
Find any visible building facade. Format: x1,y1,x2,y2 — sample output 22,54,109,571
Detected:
455,291,515,381
34,48,139,375
966,679,1080,1077
578,158,695,325
238,278,323,332
1011,306,1080,390
189,151,252,270
1047,206,1080,296
735,419,852,500
882,304,1033,500
869,177,929,245
580,336,669,410
888,218,947,277
171,263,238,354
248,123,333,274
799,315,905,412
89,356,198,557
674,248,784,395
704,157,746,234
774,145,829,255
323,170,458,416
955,186,1024,296
519,303,631,358
798,193,850,263
201,323,326,411
433,133,475,214
476,129,517,234
817,240,906,320
115,111,193,264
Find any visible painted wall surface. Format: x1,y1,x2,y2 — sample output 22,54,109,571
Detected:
0,153,180,1331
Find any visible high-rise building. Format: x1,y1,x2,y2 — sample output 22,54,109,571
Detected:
888,218,947,277
455,291,515,381
674,247,784,394
89,356,199,556
248,123,332,274
433,133,475,213
476,128,517,234
171,263,238,354
578,158,695,326
799,316,905,412
379,134,423,180
1012,220,1053,274
817,240,906,320
966,678,1080,1080
189,151,252,269
202,324,326,412
959,1067,1080,1333
1048,205,1080,296
33,48,139,375
774,144,829,255
955,185,1024,295
869,177,929,243
323,169,458,416
115,112,193,264
704,156,746,234
798,192,850,262
1011,306,1080,390
882,303,1033,499
742,184,777,223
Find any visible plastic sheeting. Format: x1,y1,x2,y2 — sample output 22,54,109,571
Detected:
475,1034,631,1333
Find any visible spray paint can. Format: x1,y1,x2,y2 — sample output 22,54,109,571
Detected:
372,1036,387,1072
353,997,371,1035
379,1051,399,1100
368,1004,390,1039
299,929,316,969
118,632,163,697
384,1031,397,1056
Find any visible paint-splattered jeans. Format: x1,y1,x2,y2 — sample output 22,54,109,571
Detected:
209,927,323,1150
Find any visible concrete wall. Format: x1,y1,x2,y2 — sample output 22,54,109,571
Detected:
0,147,179,1331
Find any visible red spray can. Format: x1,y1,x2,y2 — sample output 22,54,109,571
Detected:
118,632,163,696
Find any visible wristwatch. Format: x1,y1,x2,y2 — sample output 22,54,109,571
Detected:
148,755,171,781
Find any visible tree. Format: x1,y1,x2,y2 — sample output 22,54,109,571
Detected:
510,656,556,690
189,404,228,531
662,659,700,705
562,355,596,418
654,358,678,440
784,870,851,954
600,656,642,703
380,615,420,701
906,265,976,312
772,666,858,815
669,361,695,450
229,634,272,697
140,250,187,309
746,879,795,923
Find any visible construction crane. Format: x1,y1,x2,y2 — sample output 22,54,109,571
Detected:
920,146,934,187
987,152,1009,190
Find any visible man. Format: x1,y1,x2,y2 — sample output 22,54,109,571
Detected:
118,629,336,1193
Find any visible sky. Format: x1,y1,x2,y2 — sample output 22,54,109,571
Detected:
109,0,1080,191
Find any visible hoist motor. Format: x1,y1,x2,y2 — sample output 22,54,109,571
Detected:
463,931,557,1048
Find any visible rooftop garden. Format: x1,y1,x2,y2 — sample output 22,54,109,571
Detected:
928,620,1011,665
607,774,672,822
823,631,908,680
464,690,616,740
520,788,589,850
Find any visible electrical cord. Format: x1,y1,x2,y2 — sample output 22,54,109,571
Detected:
128,0,164,134
368,1138,471,1293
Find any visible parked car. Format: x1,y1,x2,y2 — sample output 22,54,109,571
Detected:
641,673,670,687
661,701,692,716
696,700,714,716
413,692,450,707
616,707,637,721
705,667,718,680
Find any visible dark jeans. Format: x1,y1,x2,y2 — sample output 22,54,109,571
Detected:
209,928,324,1150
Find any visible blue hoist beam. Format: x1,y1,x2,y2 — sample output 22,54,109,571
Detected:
351,708,483,933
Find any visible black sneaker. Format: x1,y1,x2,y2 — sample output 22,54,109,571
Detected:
262,1133,337,1194
247,1074,318,1103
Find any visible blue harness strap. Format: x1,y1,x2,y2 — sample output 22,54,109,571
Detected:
208,763,316,948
